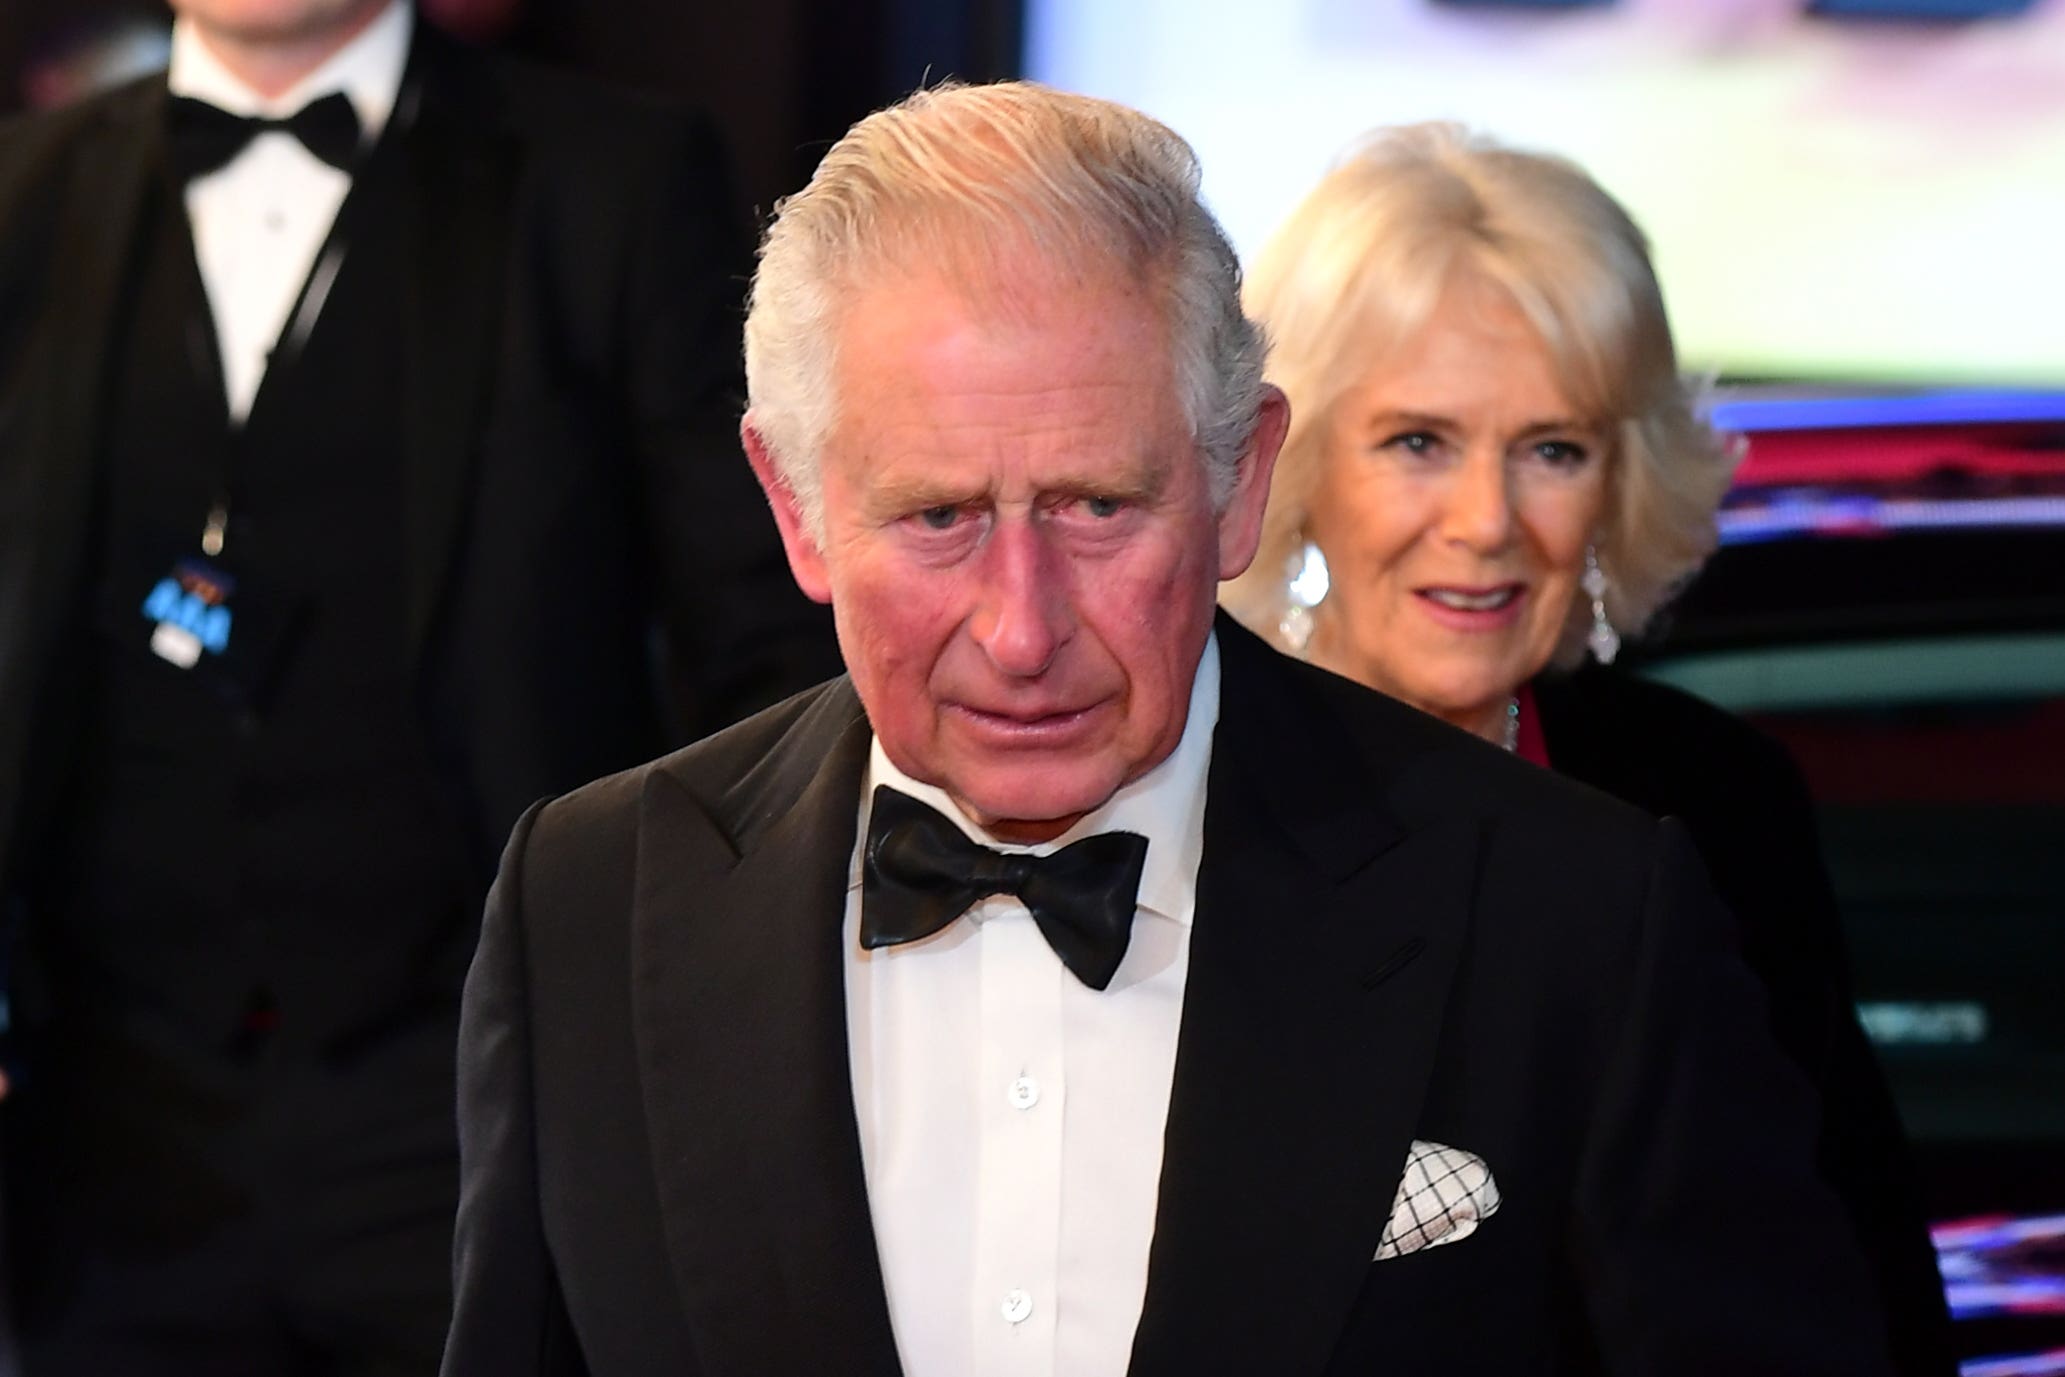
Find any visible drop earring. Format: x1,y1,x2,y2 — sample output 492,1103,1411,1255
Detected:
1280,540,1330,656
1582,544,1619,665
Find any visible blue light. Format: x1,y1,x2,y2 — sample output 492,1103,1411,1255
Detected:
1708,391,2065,433
1810,0,2040,18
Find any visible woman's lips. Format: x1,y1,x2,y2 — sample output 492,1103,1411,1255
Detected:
1413,583,1527,631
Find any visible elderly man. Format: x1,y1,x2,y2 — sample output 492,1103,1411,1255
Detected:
443,83,1894,1376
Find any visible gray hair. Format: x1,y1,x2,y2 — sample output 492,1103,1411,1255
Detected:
1220,122,1739,664
744,81,1270,540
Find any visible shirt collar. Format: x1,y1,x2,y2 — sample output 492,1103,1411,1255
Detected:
168,0,413,144
856,632,1220,928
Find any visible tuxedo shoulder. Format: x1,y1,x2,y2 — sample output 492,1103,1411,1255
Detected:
0,97,87,166
1212,621,1657,862
500,678,855,970
0,76,154,222
661,675,859,776
1542,663,1760,740
525,677,854,852
1535,665,1804,801
0,72,154,151
1,80,150,330
1288,652,1654,836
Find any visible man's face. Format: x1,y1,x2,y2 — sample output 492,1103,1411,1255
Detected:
168,0,390,49
747,259,1283,844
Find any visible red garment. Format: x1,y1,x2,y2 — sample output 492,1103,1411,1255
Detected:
1514,683,1551,768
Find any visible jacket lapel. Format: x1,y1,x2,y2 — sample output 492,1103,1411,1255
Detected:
0,80,162,886
1128,620,1482,1377
632,680,905,1377
390,25,518,656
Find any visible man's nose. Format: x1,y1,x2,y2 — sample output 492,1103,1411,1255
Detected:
1440,449,1517,553
969,518,1071,677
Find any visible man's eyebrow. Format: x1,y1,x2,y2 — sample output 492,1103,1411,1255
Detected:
863,458,1171,512
1045,467,1164,504
865,474,984,513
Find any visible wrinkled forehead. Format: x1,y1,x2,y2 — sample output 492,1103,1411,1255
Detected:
847,209,1174,333
834,238,1183,400
822,259,1195,494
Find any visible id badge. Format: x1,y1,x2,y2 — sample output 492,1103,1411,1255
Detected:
140,557,235,669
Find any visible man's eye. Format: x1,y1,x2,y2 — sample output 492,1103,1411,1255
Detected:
917,505,960,530
1382,431,1438,456
1082,495,1124,519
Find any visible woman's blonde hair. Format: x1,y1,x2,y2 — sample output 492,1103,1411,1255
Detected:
1220,122,1738,664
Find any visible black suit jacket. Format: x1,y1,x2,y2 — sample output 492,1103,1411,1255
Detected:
444,617,1893,1376
0,25,839,926
1535,667,1954,1376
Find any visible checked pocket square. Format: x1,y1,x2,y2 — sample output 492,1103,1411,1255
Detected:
1374,1140,1501,1261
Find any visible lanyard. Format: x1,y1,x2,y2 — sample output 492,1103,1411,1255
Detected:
192,232,349,558
182,74,422,561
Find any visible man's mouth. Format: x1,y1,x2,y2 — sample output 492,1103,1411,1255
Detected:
955,704,1092,726
947,702,1105,740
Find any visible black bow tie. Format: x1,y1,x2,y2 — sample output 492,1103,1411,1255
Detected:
860,786,1150,991
167,92,362,181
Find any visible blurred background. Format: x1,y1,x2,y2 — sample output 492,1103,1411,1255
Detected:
5,0,2061,1370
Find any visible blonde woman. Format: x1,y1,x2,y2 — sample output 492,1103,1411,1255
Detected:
1226,123,1951,1374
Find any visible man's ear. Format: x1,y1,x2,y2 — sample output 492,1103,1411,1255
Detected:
742,416,833,605
1215,383,1290,581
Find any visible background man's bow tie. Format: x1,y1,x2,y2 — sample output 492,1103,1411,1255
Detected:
167,92,362,181
860,786,1150,991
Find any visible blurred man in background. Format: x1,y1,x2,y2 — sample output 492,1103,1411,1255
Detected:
0,0,837,1370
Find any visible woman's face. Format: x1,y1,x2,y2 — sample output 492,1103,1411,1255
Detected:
1305,279,1612,738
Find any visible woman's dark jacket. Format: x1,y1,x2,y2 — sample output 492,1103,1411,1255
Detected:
1535,665,1955,1377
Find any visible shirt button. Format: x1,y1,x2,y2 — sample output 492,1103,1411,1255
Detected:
1000,1289,1034,1325
264,210,285,231
1006,1075,1040,1111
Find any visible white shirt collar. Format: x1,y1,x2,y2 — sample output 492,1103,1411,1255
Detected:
857,631,1220,928
168,0,413,144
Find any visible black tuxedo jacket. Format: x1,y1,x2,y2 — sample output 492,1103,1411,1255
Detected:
0,25,839,922
444,618,1893,1376
1536,667,1954,1375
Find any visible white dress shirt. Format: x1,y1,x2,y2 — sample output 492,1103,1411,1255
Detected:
844,634,1220,1377
166,0,412,423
